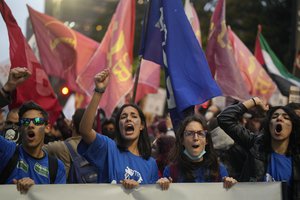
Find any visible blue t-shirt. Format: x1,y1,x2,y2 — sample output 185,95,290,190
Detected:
163,163,228,182
77,134,158,184
0,136,66,184
265,152,292,185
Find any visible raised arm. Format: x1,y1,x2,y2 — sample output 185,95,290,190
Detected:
0,67,31,108
79,69,110,144
242,97,269,111
217,97,269,148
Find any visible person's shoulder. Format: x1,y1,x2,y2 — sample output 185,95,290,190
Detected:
66,136,81,142
44,140,64,148
65,136,82,147
144,157,158,166
148,156,157,163
98,133,117,147
43,140,66,152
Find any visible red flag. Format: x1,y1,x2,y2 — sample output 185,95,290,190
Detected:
206,0,250,101
228,27,276,101
0,1,62,124
74,92,90,109
77,0,135,117
27,6,99,93
135,59,160,103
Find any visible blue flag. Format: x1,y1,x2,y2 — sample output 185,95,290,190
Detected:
140,0,222,127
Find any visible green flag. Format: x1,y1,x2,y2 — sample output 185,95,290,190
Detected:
255,30,300,96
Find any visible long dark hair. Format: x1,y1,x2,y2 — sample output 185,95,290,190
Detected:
262,105,300,155
115,103,151,160
170,115,221,182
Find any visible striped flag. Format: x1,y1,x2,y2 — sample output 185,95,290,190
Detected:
255,26,300,96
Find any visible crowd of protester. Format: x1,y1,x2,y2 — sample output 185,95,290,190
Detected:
0,68,300,199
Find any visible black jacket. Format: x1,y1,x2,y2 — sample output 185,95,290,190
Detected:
217,103,300,200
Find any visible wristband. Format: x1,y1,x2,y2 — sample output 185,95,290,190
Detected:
251,98,256,106
94,87,106,94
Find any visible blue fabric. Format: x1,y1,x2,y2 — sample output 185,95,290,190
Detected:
163,163,228,182
139,0,222,128
265,152,292,185
77,134,159,184
0,136,66,184
0,136,16,173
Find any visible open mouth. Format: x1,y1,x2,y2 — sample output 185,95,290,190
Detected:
125,124,134,132
192,145,200,149
27,131,35,139
275,124,282,133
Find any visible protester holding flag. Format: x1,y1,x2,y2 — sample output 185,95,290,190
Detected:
0,67,31,108
78,69,171,190
218,97,300,200
159,115,237,188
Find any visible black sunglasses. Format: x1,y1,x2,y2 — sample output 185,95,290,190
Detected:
19,118,48,127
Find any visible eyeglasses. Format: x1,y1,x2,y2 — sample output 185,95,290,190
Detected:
184,130,207,138
19,118,47,127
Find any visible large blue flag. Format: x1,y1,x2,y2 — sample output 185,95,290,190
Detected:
140,0,222,128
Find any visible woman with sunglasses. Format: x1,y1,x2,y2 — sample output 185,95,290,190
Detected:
160,115,237,188
78,69,167,190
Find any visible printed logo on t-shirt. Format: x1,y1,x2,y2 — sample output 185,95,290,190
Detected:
265,173,275,182
34,163,49,178
17,160,29,173
124,166,143,183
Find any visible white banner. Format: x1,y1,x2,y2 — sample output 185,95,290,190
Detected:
143,88,166,117
1,182,282,200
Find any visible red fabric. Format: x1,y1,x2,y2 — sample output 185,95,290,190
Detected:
228,27,276,101
77,0,135,117
0,1,62,124
254,25,265,65
27,6,99,93
205,0,250,101
135,59,160,103
74,92,90,109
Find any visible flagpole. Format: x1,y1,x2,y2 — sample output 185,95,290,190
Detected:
131,0,152,103
131,59,142,104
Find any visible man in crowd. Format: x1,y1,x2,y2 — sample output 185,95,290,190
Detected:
0,101,66,193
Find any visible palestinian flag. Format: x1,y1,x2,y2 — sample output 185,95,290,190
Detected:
255,28,300,96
